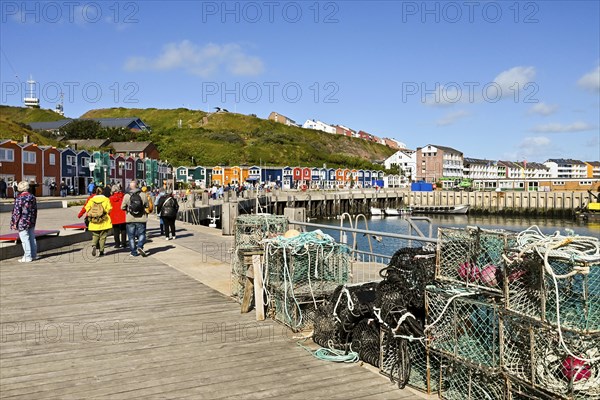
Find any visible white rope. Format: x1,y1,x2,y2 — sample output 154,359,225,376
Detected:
512,226,600,363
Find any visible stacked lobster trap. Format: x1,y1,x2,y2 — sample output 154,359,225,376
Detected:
501,227,600,400
263,230,350,331
230,215,288,302
430,226,600,400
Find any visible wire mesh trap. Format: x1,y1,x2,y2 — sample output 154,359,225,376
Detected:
439,356,506,400
350,318,381,367
501,312,600,400
269,290,321,332
437,227,516,294
505,253,600,335
425,284,502,370
379,328,441,394
507,375,562,400
231,215,288,301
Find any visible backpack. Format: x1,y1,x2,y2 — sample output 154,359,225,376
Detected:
88,201,106,223
146,195,154,214
161,197,177,218
128,192,145,217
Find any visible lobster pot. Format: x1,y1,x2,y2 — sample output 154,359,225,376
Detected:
437,227,516,294
269,290,321,332
425,284,502,370
505,253,600,334
379,328,441,394
501,312,600,400
439,357,506,400
506,376,558,400
230,215,287,300
234,215,288,249
349,318,380,367
266,242,350,298
312,301,346,349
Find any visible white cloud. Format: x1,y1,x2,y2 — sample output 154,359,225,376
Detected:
124,41,264,77
530,121,596,133
577,66,600,92
423,66,536,107
528,102,559,116
436,110,470,126
507,136,553,161
492,66,536,99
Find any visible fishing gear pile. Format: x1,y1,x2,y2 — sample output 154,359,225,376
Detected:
263,230,350,332
231,215,288,302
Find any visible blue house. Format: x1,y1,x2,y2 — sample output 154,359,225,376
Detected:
261,167,283,186
60,147,78,191
248,166,261,183
282,166,293,189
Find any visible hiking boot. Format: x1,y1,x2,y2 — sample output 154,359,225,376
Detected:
137,248,148,257
92,246,97,257
99,251,104,257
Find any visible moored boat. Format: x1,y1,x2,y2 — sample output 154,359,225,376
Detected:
370,207,384,216
410,204,470,215
384,208,400,216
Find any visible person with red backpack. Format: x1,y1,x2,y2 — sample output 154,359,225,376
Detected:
85,187,112,257
109,184,127,249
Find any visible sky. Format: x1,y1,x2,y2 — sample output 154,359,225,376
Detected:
1,1,599,162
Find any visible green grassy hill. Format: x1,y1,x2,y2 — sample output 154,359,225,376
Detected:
81,108,395,169
0,106,63,146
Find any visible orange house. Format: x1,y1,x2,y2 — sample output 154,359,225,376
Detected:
0,140,22,196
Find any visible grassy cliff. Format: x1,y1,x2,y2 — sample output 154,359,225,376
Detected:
81,108,395,168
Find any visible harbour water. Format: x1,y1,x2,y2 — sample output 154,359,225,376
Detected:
311,214,600,259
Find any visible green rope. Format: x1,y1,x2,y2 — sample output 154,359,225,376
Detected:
297,341,359,363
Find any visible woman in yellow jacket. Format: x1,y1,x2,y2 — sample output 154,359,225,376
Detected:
85,186,113,257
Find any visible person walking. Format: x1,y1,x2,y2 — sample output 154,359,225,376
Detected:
85,187,112,257
154,189,165,236
12,180,18,199
10,181,38,262
0,178,7,199
156,190,179,240
87,180,96,195
121,181,150,257
78,190,96,229
109,184,127,249
60,181,68,197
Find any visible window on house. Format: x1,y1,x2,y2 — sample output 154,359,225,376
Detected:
81,157,89,167
126,162,132,170
49,153,56,165
0,148,15,162
137,163,144,171
23,151,36,164
66,155,76,166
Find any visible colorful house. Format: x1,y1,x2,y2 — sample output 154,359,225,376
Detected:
282,167,293,189
0,140,22,196
20,143,43,194
75,150,92,194
40,146,61,195
60,147,78,192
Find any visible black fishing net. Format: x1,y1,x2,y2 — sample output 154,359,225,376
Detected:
351,318,381,368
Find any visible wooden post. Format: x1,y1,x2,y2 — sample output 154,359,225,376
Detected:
252,254,265,321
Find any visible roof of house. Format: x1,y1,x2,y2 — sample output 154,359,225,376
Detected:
586,161,600,166
28,119,74,130
464,157,495,165
86,117,147,129
67,139,111,149
546,158,585,165
110,141,155,152
431,144,462,154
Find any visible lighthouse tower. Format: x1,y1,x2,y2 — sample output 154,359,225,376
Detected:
23,75,40,108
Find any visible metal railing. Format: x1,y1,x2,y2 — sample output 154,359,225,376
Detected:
290,217,438,283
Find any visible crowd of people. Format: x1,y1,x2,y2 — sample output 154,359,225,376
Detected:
9,180,180,262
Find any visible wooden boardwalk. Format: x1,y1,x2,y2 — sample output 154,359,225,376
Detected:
0,244,422,399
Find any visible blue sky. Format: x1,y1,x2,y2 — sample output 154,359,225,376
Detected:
1,1,599,162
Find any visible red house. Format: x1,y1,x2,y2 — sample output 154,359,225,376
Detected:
124,156,135,185
40,146,61,195
293,167,302,182
20,143,43,195
0,140,22,196
302,167,311,182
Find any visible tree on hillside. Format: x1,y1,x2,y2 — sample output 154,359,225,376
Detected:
61,120,102,139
